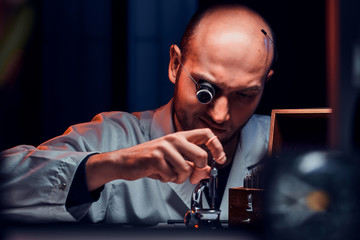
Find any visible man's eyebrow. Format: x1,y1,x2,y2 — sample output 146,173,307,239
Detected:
191,73,214,83
239,86,262,92
191,72,221,88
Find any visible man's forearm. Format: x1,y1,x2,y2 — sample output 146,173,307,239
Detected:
85,129,226,191
86,152,119,191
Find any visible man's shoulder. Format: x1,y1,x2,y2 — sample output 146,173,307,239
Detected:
92,110,155,124
90,110,156,139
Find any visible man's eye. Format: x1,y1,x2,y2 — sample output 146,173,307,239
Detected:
235,92,257,99
236,92,249,98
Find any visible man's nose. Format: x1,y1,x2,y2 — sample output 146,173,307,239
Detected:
207,96,230,124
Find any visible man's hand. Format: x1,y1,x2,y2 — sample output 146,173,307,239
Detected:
86,128,226,191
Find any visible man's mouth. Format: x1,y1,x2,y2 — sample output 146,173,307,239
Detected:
199,117,228,133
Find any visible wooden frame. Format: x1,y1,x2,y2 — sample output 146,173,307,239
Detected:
268,108,332,156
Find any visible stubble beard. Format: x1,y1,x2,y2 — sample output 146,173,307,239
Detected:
172,72,242,148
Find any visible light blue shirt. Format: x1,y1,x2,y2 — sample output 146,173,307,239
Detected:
0,100,270,224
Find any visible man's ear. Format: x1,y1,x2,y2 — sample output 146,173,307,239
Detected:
266,69,274,83
168,44,181,84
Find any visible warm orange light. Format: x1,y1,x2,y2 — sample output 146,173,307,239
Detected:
326,0,340,149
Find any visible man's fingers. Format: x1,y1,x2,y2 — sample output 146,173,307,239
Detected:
149,157,177,182
162,145,193,183
205,135,226,164
169,139,208,169
146,128,226,184
187,161,210,184
181,128,227,165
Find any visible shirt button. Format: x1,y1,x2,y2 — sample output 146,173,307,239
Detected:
58,183,67,191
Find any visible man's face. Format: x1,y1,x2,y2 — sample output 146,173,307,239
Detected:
172,23,273,145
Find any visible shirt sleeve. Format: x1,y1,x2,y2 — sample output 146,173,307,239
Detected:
0,111,143,222
65,153,104,209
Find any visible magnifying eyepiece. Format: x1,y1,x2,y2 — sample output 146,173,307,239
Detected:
173,50,216,104
196,81,215,104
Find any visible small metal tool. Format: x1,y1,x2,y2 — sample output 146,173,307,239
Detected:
208,158,218,210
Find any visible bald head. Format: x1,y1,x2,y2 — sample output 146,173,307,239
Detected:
180,4,275,69
169,3,276,147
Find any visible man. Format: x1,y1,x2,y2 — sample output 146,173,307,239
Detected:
0,3,275,224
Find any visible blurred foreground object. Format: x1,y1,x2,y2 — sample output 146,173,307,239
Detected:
265,151,359,240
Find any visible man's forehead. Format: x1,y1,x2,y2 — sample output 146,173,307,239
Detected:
193,30,271,70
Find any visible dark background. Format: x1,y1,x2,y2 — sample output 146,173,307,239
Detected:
0,0,355,151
